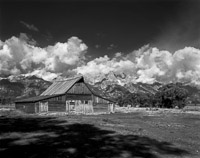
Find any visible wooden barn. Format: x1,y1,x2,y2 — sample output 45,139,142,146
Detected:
15,76,115,114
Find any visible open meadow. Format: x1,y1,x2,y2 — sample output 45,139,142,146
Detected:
0,109,200,158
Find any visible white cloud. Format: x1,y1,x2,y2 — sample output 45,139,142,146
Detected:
76,55,136,83
76,45,200,86
0,34,87,80
115,52,122,58
2,33,200,86
26,69,61,81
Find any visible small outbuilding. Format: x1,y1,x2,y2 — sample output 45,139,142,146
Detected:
15,76,115,114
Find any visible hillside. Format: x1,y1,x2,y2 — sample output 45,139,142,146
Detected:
0,75,51,103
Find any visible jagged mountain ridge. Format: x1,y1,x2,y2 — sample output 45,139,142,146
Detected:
0,75,51,101
0,73,200,103
87,72,163,98
87,72,200,99
93,79,163,98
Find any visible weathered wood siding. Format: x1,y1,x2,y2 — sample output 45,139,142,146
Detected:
15,79,115,114
35,102,39,113
15,103,36,113
48,95,66,102
48,101,66,112
92,95,109,104
91,95,110,113
74,101,84,113
39,101,48,112
109,104,115,113
83,102,93,113
93,103,109,113
66,94,92,100
66,100,93,114
40,94,66,112
92,95,115,113
67,82,91,94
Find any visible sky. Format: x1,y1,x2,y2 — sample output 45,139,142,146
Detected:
1,0,199,56
1,0,200,85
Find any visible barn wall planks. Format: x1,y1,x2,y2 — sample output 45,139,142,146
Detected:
39,101,48,112
66,100,93,114
15,77,115,114
93,103,109,113
15,103,36,113
66,94,92,100
83,101,93,114
74,103,84,113
35,102,39,113
48,101,66,112
92,95,109,104
68,82,91,94
48,95,66,102
108,104,115,113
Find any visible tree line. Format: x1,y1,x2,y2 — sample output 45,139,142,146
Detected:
117,83,190,108
0,97,14,105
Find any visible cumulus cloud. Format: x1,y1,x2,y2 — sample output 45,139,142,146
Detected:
133,47,173,83
0,34,87,80
20,21,39,32
2,33,200,86
19,33,37,46
171,47,200,85
76,55,136,83
76,45,200,86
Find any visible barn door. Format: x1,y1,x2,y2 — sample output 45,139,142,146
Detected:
69,100,75,113
66,100,75,113
39,102,48,113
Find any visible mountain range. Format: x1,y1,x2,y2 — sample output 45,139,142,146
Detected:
0,72,200,103
85,72,200,99
0,75,51,102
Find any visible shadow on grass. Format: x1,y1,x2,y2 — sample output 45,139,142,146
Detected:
0,115,190,158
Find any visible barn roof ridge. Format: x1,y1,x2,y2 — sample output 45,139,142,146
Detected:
40,75,83,96
55,75,83,82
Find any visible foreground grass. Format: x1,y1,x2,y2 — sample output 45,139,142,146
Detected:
0,110,200,158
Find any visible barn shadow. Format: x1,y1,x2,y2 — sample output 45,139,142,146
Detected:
0,115,190,158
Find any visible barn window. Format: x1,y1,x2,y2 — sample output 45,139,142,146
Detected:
70,101,75,105
80,100,88,104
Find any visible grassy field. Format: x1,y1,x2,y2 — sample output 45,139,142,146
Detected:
0,110,200,158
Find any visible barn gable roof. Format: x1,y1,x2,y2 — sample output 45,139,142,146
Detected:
85,83,116,103
15,94,61,103
40,76,83,96
15,76,116,103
